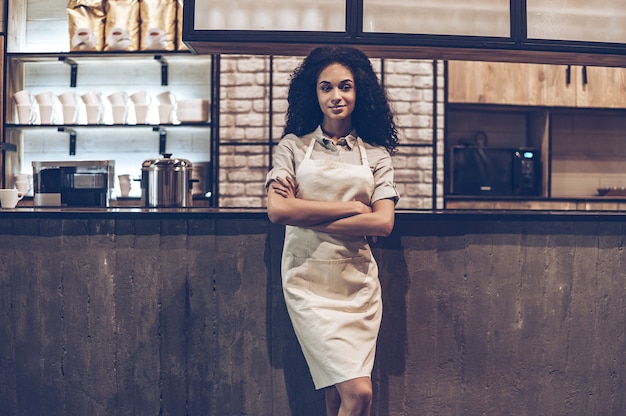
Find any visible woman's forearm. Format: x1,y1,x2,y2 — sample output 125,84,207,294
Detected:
309,199,395,237
267,190,371,226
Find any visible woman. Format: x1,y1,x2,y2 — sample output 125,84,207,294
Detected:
266,46,399,416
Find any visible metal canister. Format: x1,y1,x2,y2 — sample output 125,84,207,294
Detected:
141,153,193,207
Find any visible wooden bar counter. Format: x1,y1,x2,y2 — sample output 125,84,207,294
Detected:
0,208,624,416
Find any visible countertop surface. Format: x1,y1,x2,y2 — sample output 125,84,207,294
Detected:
1,207,626,221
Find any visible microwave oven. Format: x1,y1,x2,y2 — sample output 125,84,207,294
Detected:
450,146,540,196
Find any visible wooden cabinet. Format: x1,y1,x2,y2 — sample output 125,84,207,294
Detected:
448,61,572,106
446,60,626,208
448,61,626,108
575,66,626,108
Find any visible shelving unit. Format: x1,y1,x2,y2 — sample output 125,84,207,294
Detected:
3,51,214,198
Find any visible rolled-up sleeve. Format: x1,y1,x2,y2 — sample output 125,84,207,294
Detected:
265,138,296,190
371,150,400,205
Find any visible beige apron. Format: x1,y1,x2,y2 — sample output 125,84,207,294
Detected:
282,136,382,390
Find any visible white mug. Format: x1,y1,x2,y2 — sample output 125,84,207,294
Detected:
0,189,24,209
14,181,30,195
13,90,32,105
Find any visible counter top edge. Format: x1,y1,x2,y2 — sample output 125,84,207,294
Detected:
1,208,626,221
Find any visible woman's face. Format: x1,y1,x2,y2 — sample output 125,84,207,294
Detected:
316,63,356,124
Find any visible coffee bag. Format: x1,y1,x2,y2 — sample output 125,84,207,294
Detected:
104,0,140,51
140,0,177,51
176,0,189,51
67,0,106,51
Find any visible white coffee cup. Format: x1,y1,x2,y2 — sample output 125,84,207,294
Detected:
85,104,101,124
130,91,151,106
0,189,24,209
13,90,32,105
35,91,54,105
144,28,167,49
157,91,175,105
111,104,127,124
62,105,77,124
39,104,53,124
158,104,172,124
134,104,149,124
71,27,97,50
58,91,77,106
81,91,101,105
118,174,132,197
14,180,30,195
16,104,35,124
14,174,30,182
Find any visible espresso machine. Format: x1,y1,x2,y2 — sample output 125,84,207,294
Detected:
32,160,115,207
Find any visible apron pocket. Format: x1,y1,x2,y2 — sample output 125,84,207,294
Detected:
285,255,373,304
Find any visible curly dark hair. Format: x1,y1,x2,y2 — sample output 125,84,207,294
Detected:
283,46,399,154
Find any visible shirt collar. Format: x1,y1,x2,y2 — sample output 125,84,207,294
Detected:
313,126,357,151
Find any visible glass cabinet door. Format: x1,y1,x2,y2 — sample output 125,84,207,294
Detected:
362,0,510,37
193,0,345,32
527,0,626,43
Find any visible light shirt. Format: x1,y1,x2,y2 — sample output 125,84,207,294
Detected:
266,126,399,204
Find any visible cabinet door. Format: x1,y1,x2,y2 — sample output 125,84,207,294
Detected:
447,60,577,106
576,66,626,108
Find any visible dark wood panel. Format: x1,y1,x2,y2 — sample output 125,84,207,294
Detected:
0,214,625,415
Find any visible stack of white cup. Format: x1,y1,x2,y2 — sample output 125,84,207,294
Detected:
108,91,129,124
130,91,151,124
157,92,176,124
58,91,79,124
34,91,55,124
81,91,103,124
13,90,36,124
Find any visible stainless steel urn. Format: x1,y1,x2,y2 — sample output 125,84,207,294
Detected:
141,153,193,207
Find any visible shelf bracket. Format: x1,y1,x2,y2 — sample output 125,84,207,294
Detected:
58,127,77,155
153,126,167,154
0,142,17,152
154,55,168,86
58,56,78,87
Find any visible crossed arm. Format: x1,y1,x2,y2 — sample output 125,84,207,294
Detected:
266,176,395,237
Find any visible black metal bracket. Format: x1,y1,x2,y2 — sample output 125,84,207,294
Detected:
58,56,78,87
153,126,167,154
154,55,168,86
0,142,17,152
58,127,77,155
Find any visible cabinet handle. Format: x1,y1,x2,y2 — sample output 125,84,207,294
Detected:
582,65,588,85
566,64,571,85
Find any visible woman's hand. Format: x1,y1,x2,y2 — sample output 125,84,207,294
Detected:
270,176,297,199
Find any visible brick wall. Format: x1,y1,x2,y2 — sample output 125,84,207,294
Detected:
218,55,445,209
